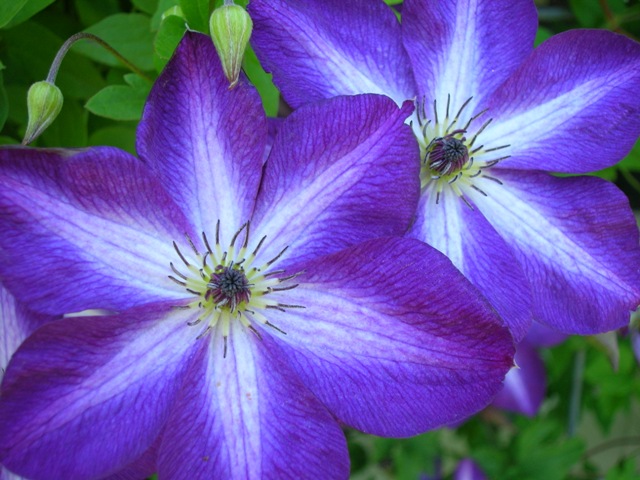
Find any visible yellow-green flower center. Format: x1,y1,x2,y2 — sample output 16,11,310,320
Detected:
414,95,510,207
169,221,302,356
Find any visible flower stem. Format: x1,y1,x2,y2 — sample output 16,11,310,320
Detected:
568,348,586,437
46,32,152,84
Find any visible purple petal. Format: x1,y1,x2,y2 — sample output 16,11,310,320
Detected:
137,32,267,238
454,459,487,480
101,438,158,480
402,0,537,114
252,95,419,266
0,466,26,480
409,183,532,342
526,321,567,348
269,237,515,435
0,303,198,480
469,169,640,334
492,341,546,416
249,0,415,107
157,322,349,479
483,30,640,173
0,147,192,314
1,285,53,379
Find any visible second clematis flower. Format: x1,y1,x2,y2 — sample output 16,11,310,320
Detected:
249,0,640,342
0,33,514,479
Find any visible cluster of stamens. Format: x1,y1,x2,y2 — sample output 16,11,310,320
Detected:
415,94,510,208
169,221,304,356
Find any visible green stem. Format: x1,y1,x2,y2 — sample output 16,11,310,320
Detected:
46,32,152,84
568,349,586,437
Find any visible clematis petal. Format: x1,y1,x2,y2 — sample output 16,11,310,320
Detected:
482,30,640,173
468,169,640,334
0,303,198,480
157,322,349,479
0,147,192,314
402,0,537,114
1,285,52,379
252,95,419,266
409,184,532,342
526,321,567,348
454,459,488,480
269,237,515,435
492,340,546,416
137,32,266,238
249,0,415,107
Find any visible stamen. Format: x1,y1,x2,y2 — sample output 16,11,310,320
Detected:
471,185,488,196
482,175,504,184
173,241,190,267
202,231,214,254
265,321,287,335
266,246,288,266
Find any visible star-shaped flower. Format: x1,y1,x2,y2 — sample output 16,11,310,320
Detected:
0,33,513,479
249,0,640,341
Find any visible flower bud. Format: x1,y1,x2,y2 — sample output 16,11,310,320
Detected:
209,3,253,88
23,80,63,145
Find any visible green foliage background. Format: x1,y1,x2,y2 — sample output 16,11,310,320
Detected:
0,0,639,478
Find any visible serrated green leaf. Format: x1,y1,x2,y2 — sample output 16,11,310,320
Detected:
3,0,55,29
243,46,279,117
72,14,155,72
154,14,186,70
85,81,151,121
3,21,106,100
179,0,209,32
0,0,28,28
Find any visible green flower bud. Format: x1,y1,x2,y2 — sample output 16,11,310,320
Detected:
23,80,63,145
209,3,253,88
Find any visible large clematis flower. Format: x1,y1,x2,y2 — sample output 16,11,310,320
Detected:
0,33,514,479
249,0,640,341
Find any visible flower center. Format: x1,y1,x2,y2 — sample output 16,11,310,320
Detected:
426,130,470,176
414,95,510,207
169,221,303,356
206,265,252,311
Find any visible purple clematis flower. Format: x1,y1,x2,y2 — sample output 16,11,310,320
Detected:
249,0,640,341
0,33,514,479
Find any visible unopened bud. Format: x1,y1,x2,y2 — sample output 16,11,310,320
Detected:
23,81,63,145
209,3,253,88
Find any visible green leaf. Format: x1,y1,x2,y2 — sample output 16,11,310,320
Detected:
2,0,55,29
133,0,159,15
73,14,156,72
0,136,18,145
243,47,279,117
88,125,137,153
151,0,180,30
39,98,88,147
2,21,106,100
73,0,121,27
534,26,553,47
154,14,187,70
179,0,209,32
85,74,151,121
0,70,7,131
0,0,28,28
